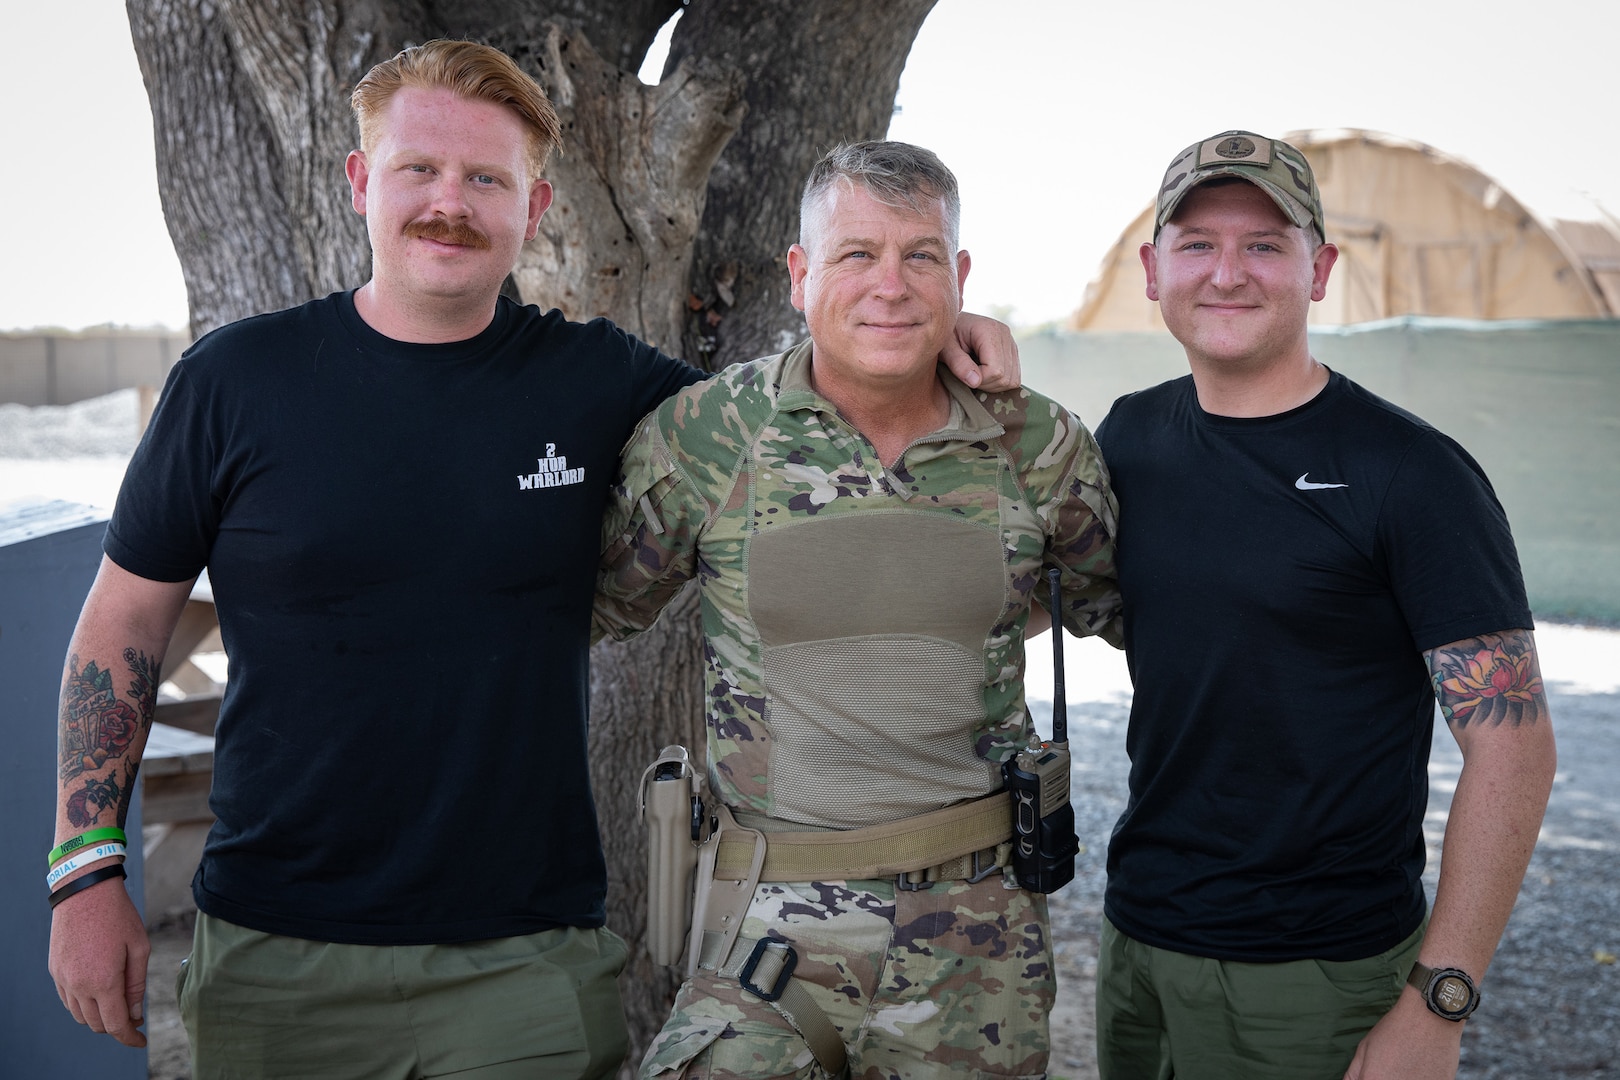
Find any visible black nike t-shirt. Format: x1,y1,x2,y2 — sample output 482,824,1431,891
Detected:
1095,370,1530,961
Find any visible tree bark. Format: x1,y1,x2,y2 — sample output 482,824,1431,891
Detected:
126,0,938,1067
129,0,314,337
670,0,939,368
512,23,747,351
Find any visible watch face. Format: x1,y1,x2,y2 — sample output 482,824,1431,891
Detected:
1434,975,1475,1017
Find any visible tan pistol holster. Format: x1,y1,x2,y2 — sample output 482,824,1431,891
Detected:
638,745,705,968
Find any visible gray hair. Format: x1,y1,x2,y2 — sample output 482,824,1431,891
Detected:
799,141,962,253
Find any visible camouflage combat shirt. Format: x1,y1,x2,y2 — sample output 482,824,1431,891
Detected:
597,341,1122,829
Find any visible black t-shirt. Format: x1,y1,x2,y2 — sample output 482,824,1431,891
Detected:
107,291,701,944
1094,370,1530,962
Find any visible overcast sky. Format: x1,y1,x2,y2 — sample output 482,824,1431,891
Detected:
3,0,1615,332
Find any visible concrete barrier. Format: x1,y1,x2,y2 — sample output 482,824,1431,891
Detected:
1,327,189,407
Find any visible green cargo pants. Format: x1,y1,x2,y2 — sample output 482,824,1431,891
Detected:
1095,916,1425,1080
177,912,629,1079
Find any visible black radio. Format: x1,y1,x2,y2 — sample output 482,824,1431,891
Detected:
1002,567,1080,893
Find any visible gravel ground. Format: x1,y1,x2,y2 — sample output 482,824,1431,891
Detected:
146,914,193,1080
0,388,141,459
7,394,1614,1078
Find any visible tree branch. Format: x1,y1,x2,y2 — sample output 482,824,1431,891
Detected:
513,21,746,351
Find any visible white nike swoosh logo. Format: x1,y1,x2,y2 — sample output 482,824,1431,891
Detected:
1296,473,1349,490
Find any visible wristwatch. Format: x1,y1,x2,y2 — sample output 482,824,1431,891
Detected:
1407,961,1480,1021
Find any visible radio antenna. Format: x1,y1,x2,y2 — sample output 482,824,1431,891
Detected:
1048,567,1067,746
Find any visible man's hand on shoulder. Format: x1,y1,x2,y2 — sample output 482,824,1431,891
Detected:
1342,991,1463,1080
943,312,1020,391
48,875,151,1048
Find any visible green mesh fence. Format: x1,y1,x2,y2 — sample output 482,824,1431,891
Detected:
1022,318,1620,624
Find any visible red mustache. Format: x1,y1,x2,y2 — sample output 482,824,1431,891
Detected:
404,218,492,249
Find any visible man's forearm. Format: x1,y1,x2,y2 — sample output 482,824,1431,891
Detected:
1418,725,1556,982
51,559,195,859
1345,729,1554,1078
48,557,194,1049
56,646,161,837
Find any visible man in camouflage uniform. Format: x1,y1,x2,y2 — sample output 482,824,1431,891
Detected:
596,141,1122,1078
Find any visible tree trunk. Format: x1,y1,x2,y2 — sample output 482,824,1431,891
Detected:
126,0,938,1067
510,23,747,352
670,0,939,368
128,0,324,337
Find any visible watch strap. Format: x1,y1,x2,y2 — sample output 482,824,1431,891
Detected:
1405,960,1437,992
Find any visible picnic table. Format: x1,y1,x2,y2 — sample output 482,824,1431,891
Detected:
141,577,220,920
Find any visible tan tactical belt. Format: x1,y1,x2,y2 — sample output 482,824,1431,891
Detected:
712,792,1014,884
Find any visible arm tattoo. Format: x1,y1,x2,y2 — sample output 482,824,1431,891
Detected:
66,762,136,829
124,646,161,735
115,758,141,827
1428,629,1545,728
59,648,161,787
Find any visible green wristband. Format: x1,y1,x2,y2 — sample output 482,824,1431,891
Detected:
48,827,127,868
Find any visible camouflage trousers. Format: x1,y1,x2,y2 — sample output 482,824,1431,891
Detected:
639,875,1053,1079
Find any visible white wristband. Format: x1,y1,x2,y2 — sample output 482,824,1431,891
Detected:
46,842,127,890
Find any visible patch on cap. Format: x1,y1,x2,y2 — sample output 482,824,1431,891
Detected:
1200,134,1270,167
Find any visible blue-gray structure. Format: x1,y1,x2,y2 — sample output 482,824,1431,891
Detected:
0,499,146,1077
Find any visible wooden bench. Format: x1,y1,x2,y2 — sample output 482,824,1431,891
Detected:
141,722,215,922
143,723,214,824
140,576,221,922
154,580,223,736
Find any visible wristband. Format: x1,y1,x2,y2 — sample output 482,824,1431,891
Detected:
48,863,127,909
48,827,127,868
45,843,127,890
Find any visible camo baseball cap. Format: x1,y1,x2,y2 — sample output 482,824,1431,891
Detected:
1154,130,1326,243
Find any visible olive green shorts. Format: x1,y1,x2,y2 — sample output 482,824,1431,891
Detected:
177,912,629,1079
1094,916,1424,1080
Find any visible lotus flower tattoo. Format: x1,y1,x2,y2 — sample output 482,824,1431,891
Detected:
1435,637,1544,726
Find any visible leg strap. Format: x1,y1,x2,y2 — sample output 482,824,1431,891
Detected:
722,936,849,1077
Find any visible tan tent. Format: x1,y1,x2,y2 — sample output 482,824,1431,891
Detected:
1551,214,1620,315
1070,128,1617,330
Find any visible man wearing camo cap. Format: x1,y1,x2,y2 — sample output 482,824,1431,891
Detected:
1091,130,1557,1078
596,139,1122,1077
